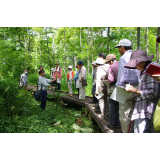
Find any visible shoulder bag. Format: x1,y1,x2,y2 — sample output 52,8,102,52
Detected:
35,78,43,101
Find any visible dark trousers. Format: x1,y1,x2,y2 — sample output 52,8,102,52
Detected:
77,88,79,97
41,90,47,109
109,98,120,125
51,81,61,91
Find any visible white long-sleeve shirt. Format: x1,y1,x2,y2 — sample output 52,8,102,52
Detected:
38,76,51,90
95,64,109,94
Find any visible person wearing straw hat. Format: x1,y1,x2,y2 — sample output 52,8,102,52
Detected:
105,54,120,129
90,61,98,104
124,50,160,133
94,57,109,120
51,62,62,92
78,61,86,100
114,39,141,133
66,65,74,96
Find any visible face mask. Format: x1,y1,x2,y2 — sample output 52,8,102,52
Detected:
25,72,28,74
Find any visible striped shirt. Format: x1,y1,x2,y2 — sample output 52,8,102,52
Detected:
131,61,160,121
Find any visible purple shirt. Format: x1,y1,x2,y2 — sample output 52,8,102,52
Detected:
108,61,119,83
116,50,141,87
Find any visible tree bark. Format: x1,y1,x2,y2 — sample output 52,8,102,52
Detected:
53,33,55,67
45,27,52,75
156,27,160,63
64,27,66,78
107,27,110,54
145,27,149,54
39,27,42,65
137,27,140,49
91,27,93,73
24,35,26,66
87,28,89,76
74,56,77,72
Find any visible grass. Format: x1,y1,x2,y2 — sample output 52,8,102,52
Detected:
13,94,100,133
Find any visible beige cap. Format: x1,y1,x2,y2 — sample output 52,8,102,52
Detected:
106,54,116,62
55,62,59,65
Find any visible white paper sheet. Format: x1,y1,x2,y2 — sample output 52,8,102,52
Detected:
110,86,131,104
76,81,82,88
95,92,104,100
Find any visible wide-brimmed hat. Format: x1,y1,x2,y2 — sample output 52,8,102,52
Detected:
95,58,105,65
115,39,132,48
78,61,84,65
156,36,160,43
106,54,116,62
92,61,96,65
55,62,59,65
68,65,72,69
125,50,154,69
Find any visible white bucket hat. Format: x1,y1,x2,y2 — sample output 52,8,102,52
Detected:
95,58,105,64
92,61,96,65
68,65,72,69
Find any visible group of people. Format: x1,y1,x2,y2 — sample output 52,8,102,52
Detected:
19,35,160,133
89,36,160,133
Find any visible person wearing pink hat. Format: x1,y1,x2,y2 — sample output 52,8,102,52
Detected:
124,50,160,133
105,54,120,129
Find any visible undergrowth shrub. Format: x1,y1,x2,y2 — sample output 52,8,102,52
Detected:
0,78,32,132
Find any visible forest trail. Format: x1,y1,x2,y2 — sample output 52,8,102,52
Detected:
27,85,122,133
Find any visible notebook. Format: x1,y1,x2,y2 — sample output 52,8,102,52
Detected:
144,64,160,76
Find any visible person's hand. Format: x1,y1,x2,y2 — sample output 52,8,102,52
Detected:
124,85,137,93
151,76,160,82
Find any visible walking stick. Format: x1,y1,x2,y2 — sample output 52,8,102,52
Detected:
127,121,132,133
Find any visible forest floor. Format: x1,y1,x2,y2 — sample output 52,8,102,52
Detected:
13,95,101,133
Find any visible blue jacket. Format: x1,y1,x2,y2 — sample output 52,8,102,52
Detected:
74,70,79,81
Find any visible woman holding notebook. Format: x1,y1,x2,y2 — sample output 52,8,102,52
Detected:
124,50,160,133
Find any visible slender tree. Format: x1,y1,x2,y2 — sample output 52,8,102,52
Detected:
137,27,140,49
107,27,110,54
156,27,160,63
87,28,89,76
64,27,66,77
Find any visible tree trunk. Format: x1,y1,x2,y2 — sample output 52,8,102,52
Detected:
137,27,140,49
156,27,160,63
87,28,89,76
39,27,42,65
145,27,149,54
107,27,110,54
74,56,77,72
35,40,37,74
64,27,66,78
91,27,93,73
24,35,26,66
46,27,51,75
53,33,55,67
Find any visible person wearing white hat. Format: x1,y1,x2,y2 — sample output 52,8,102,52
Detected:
94,57,109,120
66,65,74,96
114,39,141,133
